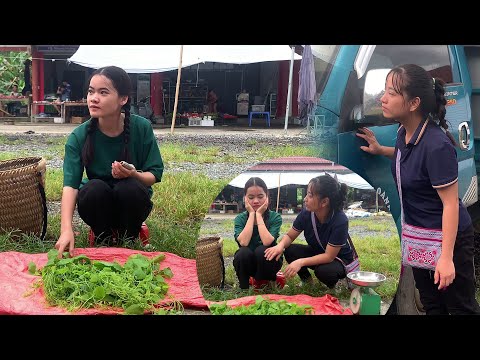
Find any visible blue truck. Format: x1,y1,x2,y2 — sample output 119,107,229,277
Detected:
308,45,480,314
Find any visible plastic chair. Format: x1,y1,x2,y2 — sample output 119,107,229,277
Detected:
249,111,271,127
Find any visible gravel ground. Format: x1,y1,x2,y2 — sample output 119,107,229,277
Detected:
0,131,314,180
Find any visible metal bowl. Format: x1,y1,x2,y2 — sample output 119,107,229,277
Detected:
347,271,386,287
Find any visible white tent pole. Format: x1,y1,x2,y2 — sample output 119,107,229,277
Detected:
170,45,183,135
284,46,295,134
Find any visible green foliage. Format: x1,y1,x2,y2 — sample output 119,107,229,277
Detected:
29,250,173,314
0,51,30,94
209,295,314,315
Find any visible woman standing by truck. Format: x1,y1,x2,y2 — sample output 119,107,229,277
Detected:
357,64,480,315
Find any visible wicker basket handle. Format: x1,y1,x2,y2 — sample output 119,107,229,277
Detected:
36,157,48,240
36,157,47,187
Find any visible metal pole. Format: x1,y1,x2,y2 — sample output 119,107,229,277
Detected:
170,45,183,135
284,46,295,134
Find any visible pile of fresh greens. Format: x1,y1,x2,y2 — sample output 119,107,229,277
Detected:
28,249,173,314
209,296,314,315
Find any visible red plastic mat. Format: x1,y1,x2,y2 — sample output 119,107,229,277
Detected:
0,248,209,315
207,294,353,315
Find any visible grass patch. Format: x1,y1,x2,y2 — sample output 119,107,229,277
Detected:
147,173,227,258
245,144,316,160
45,169,64,201
0,135,29,145
349,217,397,233
160,143,221,164
0,151,32,161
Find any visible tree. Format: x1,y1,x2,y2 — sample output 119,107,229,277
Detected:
0,51,31,94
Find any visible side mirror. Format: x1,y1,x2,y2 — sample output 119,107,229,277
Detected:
361,68,391,121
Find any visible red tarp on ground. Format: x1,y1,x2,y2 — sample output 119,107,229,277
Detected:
207,294,353,315
0,248,209,315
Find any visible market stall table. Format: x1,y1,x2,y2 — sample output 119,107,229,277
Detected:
62,101,88,123
31,101,63,122
210,201,240,214
0,96,30,117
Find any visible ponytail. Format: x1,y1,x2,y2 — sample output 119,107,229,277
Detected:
432,77,456,146
121,101,131,162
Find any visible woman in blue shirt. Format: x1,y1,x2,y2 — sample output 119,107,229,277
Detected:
265,175,355,289
357,64,480,314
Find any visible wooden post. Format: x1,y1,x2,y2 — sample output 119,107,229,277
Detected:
276,173,281,213
170,45,183,135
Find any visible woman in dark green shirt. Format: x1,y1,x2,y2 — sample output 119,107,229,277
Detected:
55,66,163,256
233,177,283,289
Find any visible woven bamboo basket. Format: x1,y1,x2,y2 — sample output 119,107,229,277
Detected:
196,236,225,288
0,157,48,239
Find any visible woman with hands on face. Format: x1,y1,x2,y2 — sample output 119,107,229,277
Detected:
55,66,163,257
265,175,354,289
233,177,283,289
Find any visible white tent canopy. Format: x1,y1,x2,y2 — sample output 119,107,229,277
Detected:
68,45,301,73
228,172,374,190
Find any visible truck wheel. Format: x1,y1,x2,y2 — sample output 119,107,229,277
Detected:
393,265,425,315
467,203,480,287
474,232,480,287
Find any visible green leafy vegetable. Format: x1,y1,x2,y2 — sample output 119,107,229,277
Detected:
29,250,174,314
209,296,314,315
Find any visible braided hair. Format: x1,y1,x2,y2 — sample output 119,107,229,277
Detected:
244,177,270,227
308,175,348,212
387,64,456,146
82,66,132,167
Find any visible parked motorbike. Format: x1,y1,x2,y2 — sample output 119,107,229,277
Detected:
130,96,157,124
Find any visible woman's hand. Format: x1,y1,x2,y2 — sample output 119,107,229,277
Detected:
55,229,75,258
244,196,255,214
112,161,136,179
264,243,284,262
435,256,455,290
257,197,269,215
356,127,383,155
283,259,303,279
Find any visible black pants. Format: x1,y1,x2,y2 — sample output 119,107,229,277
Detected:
412,224,480,315
285,243,346,288
77,178,153,243
233,245,283,289
6,102,17,115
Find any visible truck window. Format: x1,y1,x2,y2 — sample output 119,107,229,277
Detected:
340,45,453,132
310,45,340,95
